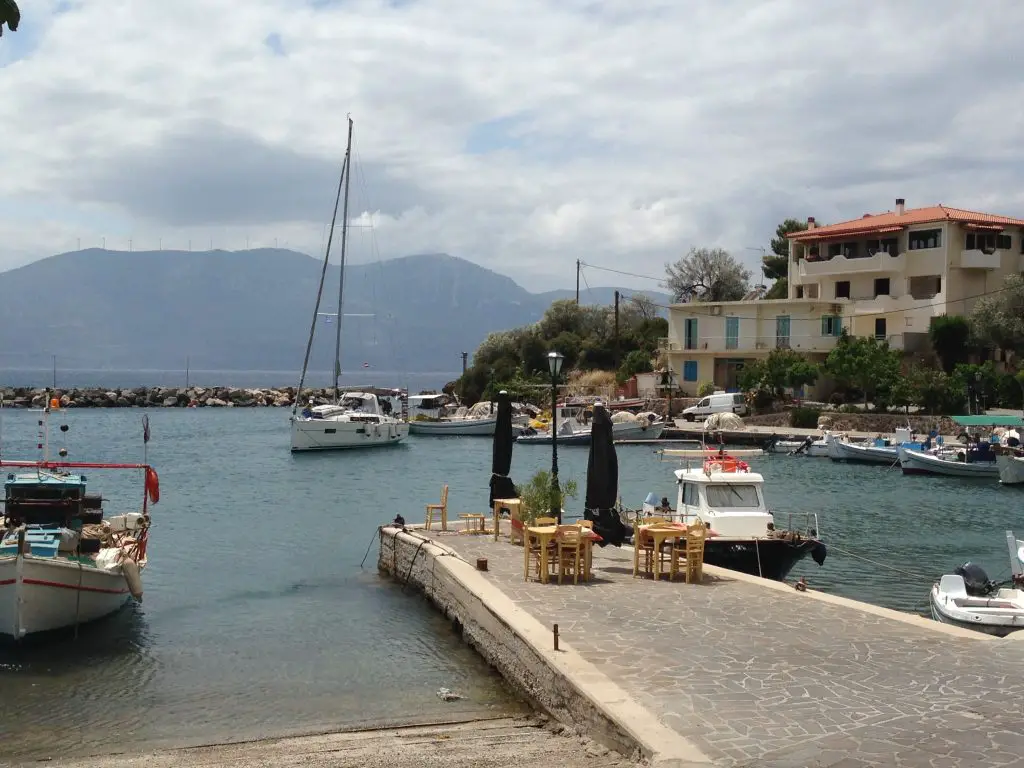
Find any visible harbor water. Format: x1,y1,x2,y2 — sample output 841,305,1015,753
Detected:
1,407,1022,760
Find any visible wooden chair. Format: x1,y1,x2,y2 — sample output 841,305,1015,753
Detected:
534,516,557,526
425,485,448,531
633,520,655,578
672,523,707,584
525,529,559,582
555,525,584,585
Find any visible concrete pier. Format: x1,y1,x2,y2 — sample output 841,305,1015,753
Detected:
380,524,1024,768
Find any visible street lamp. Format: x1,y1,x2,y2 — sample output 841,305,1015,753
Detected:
547,350,564,524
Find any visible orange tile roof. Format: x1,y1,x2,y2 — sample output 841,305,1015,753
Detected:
788,205,1024,241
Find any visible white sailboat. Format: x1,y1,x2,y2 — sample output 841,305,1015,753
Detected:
289,117,409,452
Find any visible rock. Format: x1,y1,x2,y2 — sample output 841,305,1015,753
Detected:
162,397,178,407
205,398,229,407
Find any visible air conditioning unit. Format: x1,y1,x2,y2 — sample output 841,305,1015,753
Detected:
709,306,722,315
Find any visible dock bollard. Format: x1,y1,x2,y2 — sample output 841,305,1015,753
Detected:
476,557,488,571
553,623,559,651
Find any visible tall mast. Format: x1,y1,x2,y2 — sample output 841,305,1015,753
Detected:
333,116,354,403
291,119,350,417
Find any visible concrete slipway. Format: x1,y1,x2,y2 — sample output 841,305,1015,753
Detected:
378,523,1024,768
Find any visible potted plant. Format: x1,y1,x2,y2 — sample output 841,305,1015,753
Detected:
518,469,578,526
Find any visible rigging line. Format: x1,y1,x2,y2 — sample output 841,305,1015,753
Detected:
611,282,1019,322
293,152,348,415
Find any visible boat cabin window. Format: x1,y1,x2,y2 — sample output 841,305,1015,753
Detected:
681,483,699,507
705,484,761,508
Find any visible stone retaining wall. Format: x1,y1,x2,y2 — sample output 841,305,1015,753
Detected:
0,386,329,408
377,527,646,762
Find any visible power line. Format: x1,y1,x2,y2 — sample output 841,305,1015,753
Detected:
578,260,667,284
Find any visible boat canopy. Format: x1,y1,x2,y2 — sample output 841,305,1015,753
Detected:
952,415,1024,428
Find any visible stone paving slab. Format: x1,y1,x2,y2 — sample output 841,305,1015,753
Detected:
427,529,1024,768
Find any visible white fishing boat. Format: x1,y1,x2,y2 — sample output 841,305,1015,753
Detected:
929,532,1024,637
625,453,826,580
517,401,665,445
289,116,409,452
898,445,1000,478
997,453,1024,485
826,427,926,465
766,433,831,457
0,400,158,640
406,394,509,437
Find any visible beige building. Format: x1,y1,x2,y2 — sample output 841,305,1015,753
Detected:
660,298,847,396
787,199,1024,352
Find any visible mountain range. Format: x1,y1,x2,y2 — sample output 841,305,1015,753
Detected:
0,249,669,374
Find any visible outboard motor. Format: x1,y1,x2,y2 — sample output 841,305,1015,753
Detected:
954,562,996,596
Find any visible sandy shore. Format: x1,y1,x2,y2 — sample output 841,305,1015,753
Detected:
8,718,636,768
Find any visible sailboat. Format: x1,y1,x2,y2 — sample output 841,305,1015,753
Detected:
289,117,410,452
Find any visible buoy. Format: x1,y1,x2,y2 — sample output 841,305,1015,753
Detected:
122,559,144,602
49,397,60,410
145,467,160,504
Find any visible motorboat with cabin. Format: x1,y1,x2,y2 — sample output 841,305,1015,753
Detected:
291,389,409,451
929,531,1024,636
901,415,1023,478
0,398,158,640
406,393,528,437
627,452,826,580
517,399,665,445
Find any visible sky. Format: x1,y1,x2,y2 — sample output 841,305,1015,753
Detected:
1,0,1022,293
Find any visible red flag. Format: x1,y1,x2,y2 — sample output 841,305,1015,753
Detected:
142,415,150,444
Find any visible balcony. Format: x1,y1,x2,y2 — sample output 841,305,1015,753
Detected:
658,337,682,352
799,251,905,278
958,249,1001,270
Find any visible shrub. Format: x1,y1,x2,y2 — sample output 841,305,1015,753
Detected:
790,406,822,429
518,470,579,526
697,380,716,397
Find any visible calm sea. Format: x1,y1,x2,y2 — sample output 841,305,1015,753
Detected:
1,407,1022,760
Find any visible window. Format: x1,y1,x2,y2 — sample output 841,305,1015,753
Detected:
682,483,699,507
966,232,1003,251
705,484,761,508
874,277,890,297
828,242,841,258
826,241,859,258
775,315,791,348
697,397,710,408
682,361,698,381
821,315,842,336
725,317,739,349
684,318,698,350
867,238,899,256
835,280,851,299
795,286,804,298
908,275,941,299
874,318,887,339
733,394,745,405
908,228,941,250
998,234,1011,250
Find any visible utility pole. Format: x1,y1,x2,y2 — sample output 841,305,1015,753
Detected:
185,356,190,389
52,355,56,389
613,290,620,368
575,259,580,304
461,352,468,376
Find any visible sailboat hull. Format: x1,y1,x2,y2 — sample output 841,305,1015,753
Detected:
290,418,409,452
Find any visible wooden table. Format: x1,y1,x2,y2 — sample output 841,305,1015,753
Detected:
524,525,600,584
636,523,687,581
492,498,522,542
458,513,488,535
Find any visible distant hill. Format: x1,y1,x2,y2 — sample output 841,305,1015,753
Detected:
0,249,670,374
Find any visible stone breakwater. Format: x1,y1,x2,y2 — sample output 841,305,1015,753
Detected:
0,386,341,408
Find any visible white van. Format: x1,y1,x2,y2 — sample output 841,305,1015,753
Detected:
681,392,748,421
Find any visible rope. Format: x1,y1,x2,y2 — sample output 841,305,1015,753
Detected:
74,560,83,640
401,539,430,593
359,525,382,568
827,542,935,580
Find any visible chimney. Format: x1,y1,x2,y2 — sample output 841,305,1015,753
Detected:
895,198,905,216
807,216,816,230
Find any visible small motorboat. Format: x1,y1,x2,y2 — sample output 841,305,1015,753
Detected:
930,537,1024,637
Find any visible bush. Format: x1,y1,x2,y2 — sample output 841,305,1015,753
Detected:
790,407,822,429
518,470,579,526
697,380,716,397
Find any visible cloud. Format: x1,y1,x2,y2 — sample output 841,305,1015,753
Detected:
0,0,1022,290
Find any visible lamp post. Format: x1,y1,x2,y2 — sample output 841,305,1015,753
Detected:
547,350,564,524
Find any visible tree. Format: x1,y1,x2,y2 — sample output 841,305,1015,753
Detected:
618,349,653,383
824,332,901,407
906,365,967,415
0,0,19,37
970,273,1024,356
665,247,751,303
763,218,808,300
736,349,818,403
928,315,972,373
625,293,659,321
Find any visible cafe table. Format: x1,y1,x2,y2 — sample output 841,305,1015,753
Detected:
524,524,601,584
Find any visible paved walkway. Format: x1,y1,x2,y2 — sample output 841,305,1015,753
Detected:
429,530,1024,768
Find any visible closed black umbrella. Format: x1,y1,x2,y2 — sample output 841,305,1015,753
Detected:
585,402,627,546
489,391,517,508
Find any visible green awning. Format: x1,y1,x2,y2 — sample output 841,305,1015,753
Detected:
951,415,1024,428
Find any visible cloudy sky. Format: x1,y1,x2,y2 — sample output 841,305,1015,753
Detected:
1,0,1021,292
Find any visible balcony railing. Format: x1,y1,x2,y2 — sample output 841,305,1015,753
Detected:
799,251,906,278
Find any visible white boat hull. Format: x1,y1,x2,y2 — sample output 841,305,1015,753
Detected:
0,554,135,639
768,439,829,457
997,454,1024,485
828,440,898,465
290,418,409,451
929,584,1024,637
409,417,497,436
614,421,666,441
899,447,1000,478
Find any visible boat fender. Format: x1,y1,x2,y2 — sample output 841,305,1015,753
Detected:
374,424,381,438
122,559,144,602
